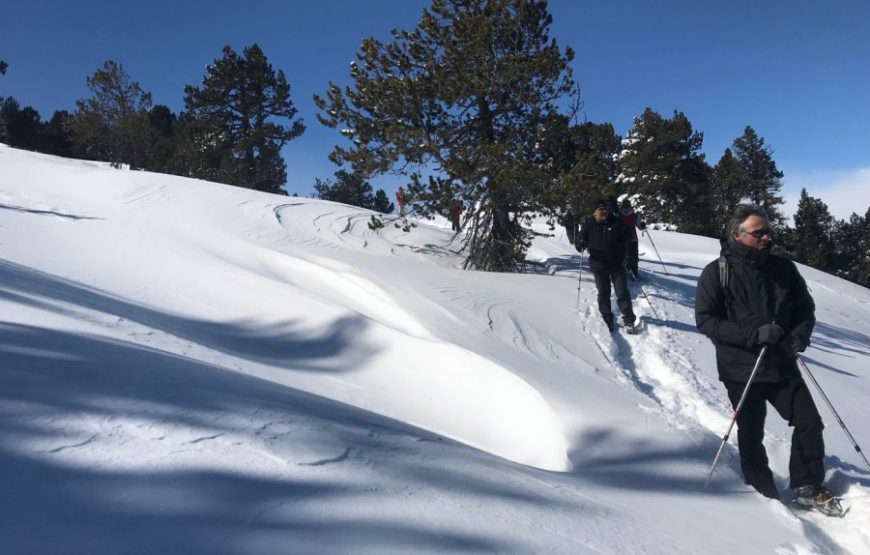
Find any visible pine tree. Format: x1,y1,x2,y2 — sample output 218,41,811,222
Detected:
731,126,785,227
42,110,75,157
616,108,713,234
314,0,578,271
860,208,870,287
71,60,155,168
0,60,7,75
182,44,304,194
313,170,377,208
539,120,621,221
0,98,75,156
372,189,395,214
792,188,835,271
710,148,749,236
829,212,864,283
0,98,44,150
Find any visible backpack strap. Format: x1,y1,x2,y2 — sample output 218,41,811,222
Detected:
717,255,732,313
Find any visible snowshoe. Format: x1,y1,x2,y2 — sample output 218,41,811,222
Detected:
791,485,848,518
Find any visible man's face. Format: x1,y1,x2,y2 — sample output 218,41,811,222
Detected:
734,215,772,250
593,207,608,222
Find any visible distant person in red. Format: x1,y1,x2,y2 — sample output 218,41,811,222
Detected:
619,198,646,280
396,187,406,216
449,202,462,232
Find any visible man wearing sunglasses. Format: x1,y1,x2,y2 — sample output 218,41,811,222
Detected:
695,205,830,508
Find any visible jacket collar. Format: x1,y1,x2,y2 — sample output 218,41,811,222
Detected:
723,237,771,267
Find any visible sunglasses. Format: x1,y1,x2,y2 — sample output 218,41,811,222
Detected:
742,228,772,239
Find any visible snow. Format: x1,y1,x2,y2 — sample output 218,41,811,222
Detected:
1,144,869,554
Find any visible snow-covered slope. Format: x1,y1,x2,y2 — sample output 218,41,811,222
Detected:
1,144,868,554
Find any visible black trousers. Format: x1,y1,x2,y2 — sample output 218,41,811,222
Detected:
625,240,639,278
592,266,635,324
724,376,825,497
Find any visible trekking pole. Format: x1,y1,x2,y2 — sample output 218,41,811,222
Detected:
644,229,670,276
798,356,870,472
576,252,584,310
631,271,660,320
704,345,769,489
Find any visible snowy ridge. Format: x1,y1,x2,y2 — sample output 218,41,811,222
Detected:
1,144,868,554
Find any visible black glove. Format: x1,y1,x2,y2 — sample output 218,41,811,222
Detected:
575,241,587,253
756,323,785,346
781,334,808,359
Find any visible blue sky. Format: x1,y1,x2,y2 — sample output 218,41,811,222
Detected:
2,0,868,218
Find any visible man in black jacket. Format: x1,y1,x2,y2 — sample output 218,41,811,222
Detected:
695,204,828,503
577,199,636,332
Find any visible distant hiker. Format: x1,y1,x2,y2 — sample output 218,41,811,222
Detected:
560,208,578,245
619,199,646,279
449,202,462,232
695,204,830,505
396,187,407,216
576,199,636,332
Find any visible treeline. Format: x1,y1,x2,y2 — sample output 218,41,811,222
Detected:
2,0,868,287
0,45,303,194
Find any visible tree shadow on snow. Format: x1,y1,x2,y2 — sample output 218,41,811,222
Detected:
0,324,519,554
0,258,375,372
568,427,736,495
810,321,870,360
0,202,103,220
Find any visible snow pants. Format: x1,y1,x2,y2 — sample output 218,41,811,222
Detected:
724,376,825,498
592,266,635,325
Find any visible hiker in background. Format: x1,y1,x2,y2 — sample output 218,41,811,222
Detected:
695,204,829,506
449,202,462,232
619,198,646,280
396,187,407,217
576,199,636,332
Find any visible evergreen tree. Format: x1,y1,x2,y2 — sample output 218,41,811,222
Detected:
792,188,835,271
616,108,714,234
829,212,864,283
313,170,377,208
0,60,7,75
539,119,621,221
138,104,177,172
372,189,395,214
832,208,870,288
42,110,75,157
0,97,44,150
710,148,749,236
182,44,304,193
860,208,870,287
71,60,155,168
731,126,785,227
0,98,75,156
315,0,578,271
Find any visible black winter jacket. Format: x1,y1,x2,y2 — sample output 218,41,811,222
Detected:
577,214,632,273
695,240,815,383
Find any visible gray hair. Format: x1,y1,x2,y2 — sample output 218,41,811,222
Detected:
728,204,769,237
